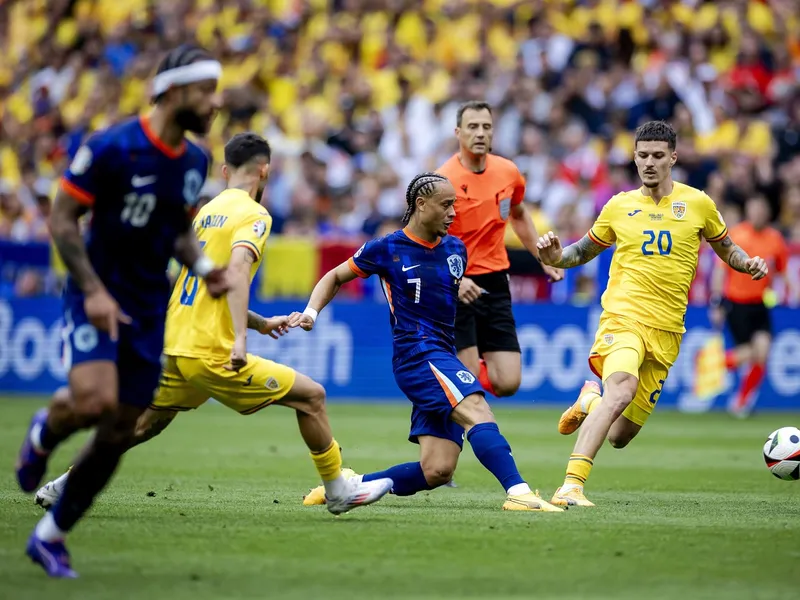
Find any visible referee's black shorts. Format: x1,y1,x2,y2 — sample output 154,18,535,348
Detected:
724,299,772,346
454,271,520,354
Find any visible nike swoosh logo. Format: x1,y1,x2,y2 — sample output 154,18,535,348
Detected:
401,265,420,272
243,375,253,387
628,210,642,216
132,175,157,188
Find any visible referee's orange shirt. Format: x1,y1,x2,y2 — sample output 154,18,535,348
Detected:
437,154,525,276
723,222,788,304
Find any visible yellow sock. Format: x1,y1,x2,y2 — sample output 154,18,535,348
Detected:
310,439,342,482
580,391,602,414
564,453,593,488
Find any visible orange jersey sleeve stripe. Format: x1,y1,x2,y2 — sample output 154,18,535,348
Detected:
232,240,261,259
588,229,612,248
347,257,369,278
705,227,728,243
60,178,95,206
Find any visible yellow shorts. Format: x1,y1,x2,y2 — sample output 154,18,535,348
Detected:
151,354,297,415
588,312,682,427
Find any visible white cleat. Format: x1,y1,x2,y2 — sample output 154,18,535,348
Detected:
35,480,60,509
325,477,393,516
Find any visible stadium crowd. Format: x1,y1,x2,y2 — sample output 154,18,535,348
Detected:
1,0,799,299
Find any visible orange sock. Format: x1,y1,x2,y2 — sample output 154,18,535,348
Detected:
478,359,497,396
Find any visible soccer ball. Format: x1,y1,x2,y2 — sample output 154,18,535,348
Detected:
763,427,800,481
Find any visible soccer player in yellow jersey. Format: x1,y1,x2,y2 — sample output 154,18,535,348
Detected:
36,133,392,515
536,121,769,507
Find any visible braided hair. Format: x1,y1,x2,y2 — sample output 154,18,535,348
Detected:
152,44,214,103
402,172,449,224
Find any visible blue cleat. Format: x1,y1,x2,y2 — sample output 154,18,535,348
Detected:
26,532,78,578
16,408,52,493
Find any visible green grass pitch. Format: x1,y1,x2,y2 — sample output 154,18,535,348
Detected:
1,397,799,600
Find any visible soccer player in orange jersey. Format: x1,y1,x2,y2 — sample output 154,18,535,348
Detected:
710,194,789,417
437,101,563,398
536,121,768,507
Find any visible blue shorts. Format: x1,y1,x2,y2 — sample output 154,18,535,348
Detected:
394,350,484,448
62,293,165,408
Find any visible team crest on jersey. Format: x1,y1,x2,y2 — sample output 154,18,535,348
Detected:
447,254,464,279
265,377,280,391
456,370,476,384
183,169,204,206
253,220,267,238
671,201,686,220
69,146,93,175
603,334,614,345
354,243,365,258
499,198,511,220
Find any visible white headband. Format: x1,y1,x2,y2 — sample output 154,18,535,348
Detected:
151,60,222,96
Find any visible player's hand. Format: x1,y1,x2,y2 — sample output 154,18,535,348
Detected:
745,256,768,281
260,316,290,339
84,288,131,342
224,337,248,372
536,231,563,266
287,311,315,331
458,277,485,304
542,264,564,283
204,266,229,298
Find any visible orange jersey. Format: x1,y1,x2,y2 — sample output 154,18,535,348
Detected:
437,153,525,275
723,222,788,304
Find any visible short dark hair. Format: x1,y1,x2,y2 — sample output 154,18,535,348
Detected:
456,101,492,127
152,44,214,104
634,120,677,151
224,133,272,168
402,172,449,224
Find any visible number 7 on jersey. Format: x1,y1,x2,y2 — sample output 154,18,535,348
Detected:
407,277,421,303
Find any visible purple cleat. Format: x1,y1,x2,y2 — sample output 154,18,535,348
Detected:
16,408,51,493
26,532,78,578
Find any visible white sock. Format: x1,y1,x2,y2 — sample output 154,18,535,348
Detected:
560,483,582,493
53,471,71,494
507,482,532,496
35,512,66,542
30,422,46,453
322,474,349,499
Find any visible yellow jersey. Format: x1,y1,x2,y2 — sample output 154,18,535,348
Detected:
164,188,272,360
588,181,727,334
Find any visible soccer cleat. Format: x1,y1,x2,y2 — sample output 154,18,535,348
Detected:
35,480,61,510
502,490,564,512
551,486,595,507
302,467,359,506
16,409,52,493
325,477,393,515
558,380,601,435
26,532,78,578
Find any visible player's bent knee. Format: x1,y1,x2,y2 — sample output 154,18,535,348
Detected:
451,393,495,429
72,389,117,423
420,460,456,488
607,435,632,449
492,376,520,397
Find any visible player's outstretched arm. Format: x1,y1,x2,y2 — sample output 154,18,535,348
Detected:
288,261,359,331
708,234,769,280
173,223,229,298
537,232,607,269
509,204,564,282
224,247,257,371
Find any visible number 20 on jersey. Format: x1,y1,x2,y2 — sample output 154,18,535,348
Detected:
641,230,672,256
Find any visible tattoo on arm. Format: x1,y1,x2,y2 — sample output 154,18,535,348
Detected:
50,194,102,294
711,235,751,274
553,234,607,268
247,311,265,331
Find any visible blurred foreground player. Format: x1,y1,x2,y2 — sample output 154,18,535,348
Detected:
537,121,768,507
437,101,563,398
291,173,562,512
710,194,788,417
14,45,229,578
36,133,393,517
